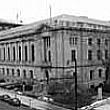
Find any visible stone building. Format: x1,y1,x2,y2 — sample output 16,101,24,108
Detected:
0,14,110,92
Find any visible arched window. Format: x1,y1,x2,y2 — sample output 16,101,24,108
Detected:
12,69,14,76
30,70,33,79
7,68,9,76
23,70,26,78
17,69,20,77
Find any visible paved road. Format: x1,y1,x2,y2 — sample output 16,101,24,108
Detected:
0,88,71,110
0,100,36,110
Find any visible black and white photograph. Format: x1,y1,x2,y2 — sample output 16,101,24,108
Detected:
0,0,110,110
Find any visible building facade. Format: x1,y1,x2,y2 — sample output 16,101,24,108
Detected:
0,14,110,92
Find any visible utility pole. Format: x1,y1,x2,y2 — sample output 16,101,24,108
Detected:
74,57,77,110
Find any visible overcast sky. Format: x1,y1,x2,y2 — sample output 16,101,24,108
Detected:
0,0,110,24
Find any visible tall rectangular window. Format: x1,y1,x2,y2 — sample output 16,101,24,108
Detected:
88,38,92,45
97,50,101,60
7,68,9,76
105,39,108,46
71,50,76,61
0,48,1,61
13,46,15,61
48,50,51,62
90,70,93,80
88,50,92,60
97,38,101,46
19,46,21,61
99,69,102,78
105,49,108,59
25,45,28,61
31,44,35,62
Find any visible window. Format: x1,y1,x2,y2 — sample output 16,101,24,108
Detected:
97,50,101,60
30,70,33,79
25,45,28,61
8,47,10,61
71,50,76,61
88,50,92,60
17,69,20,77
7,68,9,76
13,46,15,61
105,50,108,59
43,37,51,48
105,39,108,46
69,37,78,45
75,37,78,45
23,70,26,78
88,38,92,45
31,44,35,62
12,69,14,76
69,37,72,45
19,46,21,61
90,70,93,80
97,38,101,46
2,68,5,75
0,48,1,61
48,50,51,62
99,69,102,78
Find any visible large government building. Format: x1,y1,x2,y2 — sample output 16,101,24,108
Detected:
0,14,110,93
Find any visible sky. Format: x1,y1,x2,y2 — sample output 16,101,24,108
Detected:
0,0,110,24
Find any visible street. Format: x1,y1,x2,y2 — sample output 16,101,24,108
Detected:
0,100,36,110
0,88,71,110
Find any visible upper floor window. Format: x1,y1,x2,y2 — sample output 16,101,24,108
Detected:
99,69,102,78
105,39,108,46
97,50,102,60
7,68,9,76
105,49,108,59
23,70,26,78
12,69,14,76
69,37,78,45
88,50,92,60
88,38,92,45
43,37,51,48
90,70,93,80
17,69,20,77
97,38,101,46
30,70,33,79
71,50,76,61
48,50,51,62
31,44,35,62
2,68,5,75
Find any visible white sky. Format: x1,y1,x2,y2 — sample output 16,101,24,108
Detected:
0,0,110,24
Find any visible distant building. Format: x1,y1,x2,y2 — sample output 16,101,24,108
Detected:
0,18,22,31
0,14,110,93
